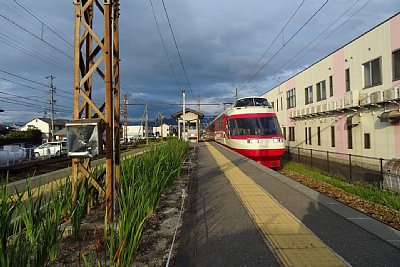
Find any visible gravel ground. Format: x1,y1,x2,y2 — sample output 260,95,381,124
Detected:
279,169,400,231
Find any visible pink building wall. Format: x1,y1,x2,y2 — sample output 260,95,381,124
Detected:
332,48,348,154
391,15,400,157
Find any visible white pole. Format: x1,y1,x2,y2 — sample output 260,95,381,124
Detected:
182,89,186,141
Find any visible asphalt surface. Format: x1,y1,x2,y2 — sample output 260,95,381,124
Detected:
176,142,400,267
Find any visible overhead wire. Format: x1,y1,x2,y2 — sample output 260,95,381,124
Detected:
246,0,329,85
12,0,74,48
161,0,195,99
281,0,370,72
0,32,71,72
149,0,180,88
0,98,70,113
0,91,71,109
0,70,74,100
243,0,306,84
0,14,73,60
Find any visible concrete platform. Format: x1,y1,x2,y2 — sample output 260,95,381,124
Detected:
176,142,400,267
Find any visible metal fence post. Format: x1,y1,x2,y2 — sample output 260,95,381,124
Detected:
380,158,383,181
286,146,290,160
349,154,352,181
310,149,313,167
298,147,300,162
327,151,329,172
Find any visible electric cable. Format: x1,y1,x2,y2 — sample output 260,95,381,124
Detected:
246,0,329,84
244,0,306,83
0,14,73,60
12,0,74,48
149,0,180,88
282,0,370,72
161,0,195,99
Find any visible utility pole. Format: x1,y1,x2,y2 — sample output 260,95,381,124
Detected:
160,112,163,138
197,94,200,113
145,103,148,146
46,75,56,142
235,88,238,101
123,93,128,144
182,88,186,141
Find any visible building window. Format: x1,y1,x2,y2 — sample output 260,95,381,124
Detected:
329,75,333,97
289,127,295,141
345,69,350,92
276,99,279,111
305,127,308,144
308,127,312,145
393,49,400,81
347,126,353,149
280,97,283,110
282,127,286,140
287,88,296,108
364,133,371,149
317,127,321,146
305,86,313,104
271,102,274,109
331,126,335,147
316,80,326,101
363,57,382,88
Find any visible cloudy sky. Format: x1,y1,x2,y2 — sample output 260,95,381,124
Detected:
0,0,399,124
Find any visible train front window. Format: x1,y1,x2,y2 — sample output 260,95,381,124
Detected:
234,98,270,107
228,117,282,136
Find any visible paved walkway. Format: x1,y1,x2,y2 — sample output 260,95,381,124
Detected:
176,142,400,267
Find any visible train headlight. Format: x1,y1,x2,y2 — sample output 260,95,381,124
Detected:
273,138,283,143
247,138,259,144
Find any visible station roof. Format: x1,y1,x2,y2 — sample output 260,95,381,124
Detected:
171,108,204,119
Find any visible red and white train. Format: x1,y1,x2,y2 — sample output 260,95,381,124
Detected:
206,96,285,168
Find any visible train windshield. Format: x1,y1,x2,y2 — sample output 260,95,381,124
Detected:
228,116,282,136
234,98,270,107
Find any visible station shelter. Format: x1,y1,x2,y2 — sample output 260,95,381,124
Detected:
172,108,204,142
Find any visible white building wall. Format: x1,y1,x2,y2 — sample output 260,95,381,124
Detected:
20,118,50,141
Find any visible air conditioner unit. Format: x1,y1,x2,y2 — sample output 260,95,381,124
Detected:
370,91,382,104
321,103,328,112
344,90,359,108
359,92,370,106
383,87,400,101
328,101,336,111
336,99,344,110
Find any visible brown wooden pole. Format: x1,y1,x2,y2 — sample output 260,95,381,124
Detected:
72,0,82,196
104,0,114,222
85,2,93,119
113,0,121,188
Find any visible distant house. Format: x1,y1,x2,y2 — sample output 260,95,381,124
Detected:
20,118,69,142
153,123,173,138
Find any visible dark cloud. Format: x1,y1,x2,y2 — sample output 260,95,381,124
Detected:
1,0,399,123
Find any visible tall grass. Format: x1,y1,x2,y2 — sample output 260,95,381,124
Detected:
113,139,188,266
283,161,400,212
1,139,188,266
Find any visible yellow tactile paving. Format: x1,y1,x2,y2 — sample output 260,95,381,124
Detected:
205,142,348,267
